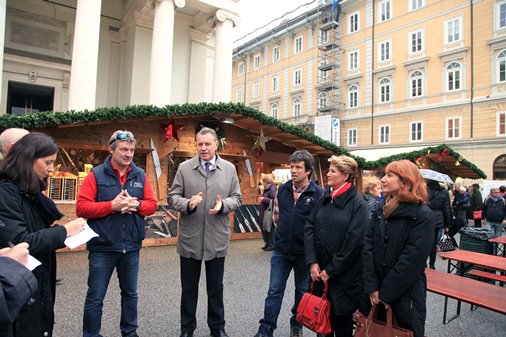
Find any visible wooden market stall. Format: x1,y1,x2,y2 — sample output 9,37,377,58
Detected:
0,103,362,250
361,144,487,180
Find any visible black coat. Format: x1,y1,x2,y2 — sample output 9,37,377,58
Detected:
482,196,506,223
363,201,433,337
470,185,483,212
0,257,38,337
363,193,378,220
0,179,67,337
305,185,368,315
427,182,451,228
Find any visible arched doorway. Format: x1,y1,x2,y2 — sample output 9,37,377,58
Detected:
493,154,506,179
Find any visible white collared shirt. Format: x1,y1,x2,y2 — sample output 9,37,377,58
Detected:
200,156,216,172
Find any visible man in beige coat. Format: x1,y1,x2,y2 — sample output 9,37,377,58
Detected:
168,127,242,337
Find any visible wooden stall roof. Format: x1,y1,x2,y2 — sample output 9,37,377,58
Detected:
0,103,366,166
0,104,486,178
224,113,339,157
362,144,486,179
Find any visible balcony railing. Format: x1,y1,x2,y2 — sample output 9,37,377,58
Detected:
281,114,312,126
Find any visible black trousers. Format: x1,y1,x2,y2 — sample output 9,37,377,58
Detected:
319,314,353,337
429,227,443,268
180,256,225,334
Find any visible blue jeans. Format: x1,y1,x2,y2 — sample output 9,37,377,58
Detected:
258,250,309,336
486,221,503,237
83,250,140,337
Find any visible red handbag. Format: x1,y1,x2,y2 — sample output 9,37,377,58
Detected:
354,304,414,337
473,210,482,220
295,281,332,334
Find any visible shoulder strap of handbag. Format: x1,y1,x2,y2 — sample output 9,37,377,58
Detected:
309,281,328,299
267,199,273,211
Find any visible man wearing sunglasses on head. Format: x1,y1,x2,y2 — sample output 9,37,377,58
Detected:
77,130,157,337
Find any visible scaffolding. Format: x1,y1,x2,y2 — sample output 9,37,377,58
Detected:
317,0,341,117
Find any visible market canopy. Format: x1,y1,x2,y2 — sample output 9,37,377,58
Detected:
362,145,486,180
0,103,485,179
0,102,365,166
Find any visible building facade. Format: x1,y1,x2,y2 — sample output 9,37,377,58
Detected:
232,0,506,180
232,3,326,128
1,0,240,114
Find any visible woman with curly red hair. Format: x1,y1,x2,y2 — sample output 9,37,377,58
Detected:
362,160,433,337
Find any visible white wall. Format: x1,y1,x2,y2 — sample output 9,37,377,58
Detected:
172,13,192,103
1,0,241,113
96,28,111,108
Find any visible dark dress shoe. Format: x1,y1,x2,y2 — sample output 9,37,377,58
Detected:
210,330,229,337
264,246,273,251
180,333,193,337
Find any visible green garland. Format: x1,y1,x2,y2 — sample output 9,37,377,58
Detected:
0,102,363,165
362,144,487,179
0,103,486,178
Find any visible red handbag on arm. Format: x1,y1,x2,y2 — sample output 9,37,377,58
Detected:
295,281,332,334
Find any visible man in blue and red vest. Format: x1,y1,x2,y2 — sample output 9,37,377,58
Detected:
77,130,157,337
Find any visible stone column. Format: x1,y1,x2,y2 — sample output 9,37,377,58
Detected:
210,9,239,103
148,0,185,107
68,0,102,111
188,28,210,103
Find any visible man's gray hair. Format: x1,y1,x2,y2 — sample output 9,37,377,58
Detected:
0,128,29,157
196,127,217,141
108,130,136,150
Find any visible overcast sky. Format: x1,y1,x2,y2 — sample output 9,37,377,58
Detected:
232,0,317,44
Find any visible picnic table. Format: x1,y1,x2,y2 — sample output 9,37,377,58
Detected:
428,250,506,324
489,236,506,257
440,249,506,274
426,268,506,324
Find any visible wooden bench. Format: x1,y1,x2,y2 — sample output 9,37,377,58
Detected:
425,268,506,324
467,269,506,284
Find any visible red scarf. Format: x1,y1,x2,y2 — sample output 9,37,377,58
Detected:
331,182,352,199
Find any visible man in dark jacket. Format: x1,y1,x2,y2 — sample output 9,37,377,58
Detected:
427,180,452,269
253,150,324,337
482,187,506,237
77,130,157,337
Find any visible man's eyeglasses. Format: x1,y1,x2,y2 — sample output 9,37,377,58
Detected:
109,132,133,145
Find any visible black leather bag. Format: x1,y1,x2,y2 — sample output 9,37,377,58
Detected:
439,234,458,252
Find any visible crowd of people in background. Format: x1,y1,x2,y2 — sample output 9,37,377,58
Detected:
450,182,506,237
0,126,505,337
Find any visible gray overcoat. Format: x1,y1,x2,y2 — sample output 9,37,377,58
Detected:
168,155,242,260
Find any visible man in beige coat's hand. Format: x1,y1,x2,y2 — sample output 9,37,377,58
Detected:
168,127,242,337
188,191,222,214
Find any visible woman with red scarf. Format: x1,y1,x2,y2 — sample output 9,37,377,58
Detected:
304,155,368,337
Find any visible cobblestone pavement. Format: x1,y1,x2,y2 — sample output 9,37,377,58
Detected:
53,238,505,337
